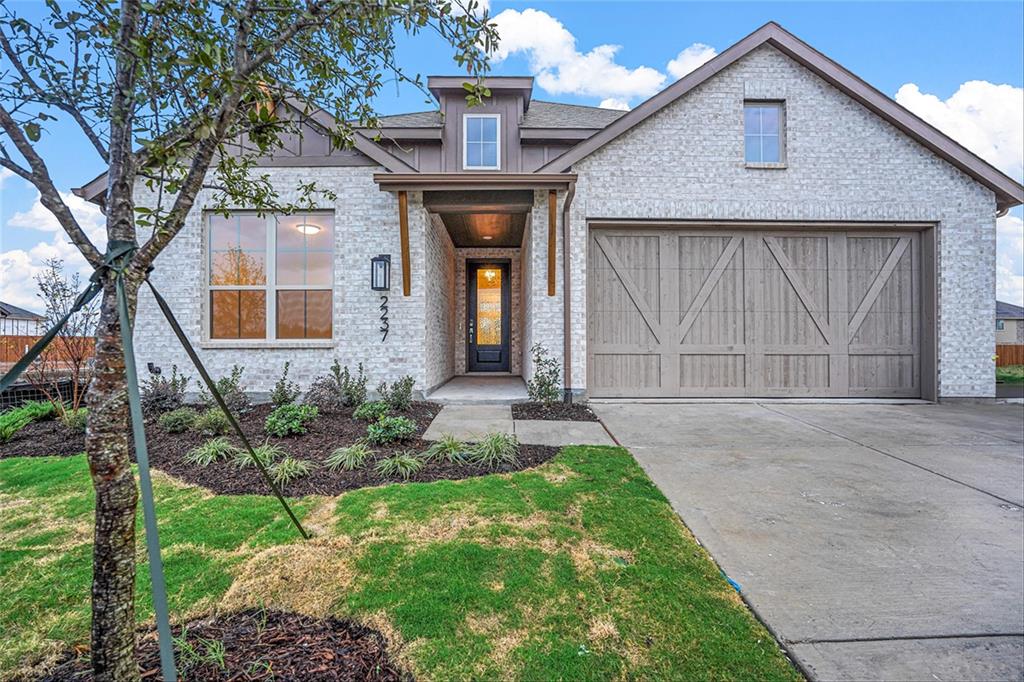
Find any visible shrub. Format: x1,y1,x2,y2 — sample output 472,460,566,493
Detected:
0,401,56,442
335,360,368,407
194,408,231,436
141,365,189,415
61,408,88,433
270,361,300,407
18,400,56,422
527,343,561,404
265,403,318,437
270,456,315,487
353,401,389,422
158,407,197,433
303,375,343,411
366,415,416,445
374,452,423,481
467,432,520,468
0,417,28,443
325,441,373,472
233,441,285,469
377,375,414,411
185,437,239,466
422,433,467,463
198,365,251,415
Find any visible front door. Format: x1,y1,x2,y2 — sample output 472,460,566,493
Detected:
467,260,511,372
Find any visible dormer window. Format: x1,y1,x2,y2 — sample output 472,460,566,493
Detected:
463,114,500,170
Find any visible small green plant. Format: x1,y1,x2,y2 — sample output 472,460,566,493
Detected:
270,361,301,407
0,401,56,442
158,407,197,433
194,408,231,436
325,441,374,472
270,456,315,486
265,403,318,437
335,360,368,407
422,433,467,463
197,364,251,414
527,343,561,404
17,400,56,422
60,407,88,433
233,441,285,469
184,437,240,466
141,364,190,415
353,400,389,422
374,451,423,480
467,432,520,468
173,629,227,672
377,375,415,411
366,415,416,444
304,374,344,411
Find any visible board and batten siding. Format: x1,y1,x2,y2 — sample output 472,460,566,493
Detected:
566,43,997,398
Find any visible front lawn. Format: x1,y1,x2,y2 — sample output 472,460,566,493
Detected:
996,364,1024,384
0,447,799,681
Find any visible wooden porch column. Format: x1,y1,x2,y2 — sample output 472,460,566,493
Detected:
398,190,411,296
547,189,557,296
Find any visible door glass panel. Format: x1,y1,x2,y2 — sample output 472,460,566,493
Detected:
476,268,502,346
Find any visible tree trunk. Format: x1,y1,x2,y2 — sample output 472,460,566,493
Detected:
85,277,140,681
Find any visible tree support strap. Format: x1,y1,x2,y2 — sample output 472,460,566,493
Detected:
0,240,308,682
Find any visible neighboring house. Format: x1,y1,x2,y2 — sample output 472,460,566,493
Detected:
74,22,1023,400
0,301,46,336
996,300,1024,344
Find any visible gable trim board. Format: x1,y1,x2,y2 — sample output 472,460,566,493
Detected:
540,22,1023,212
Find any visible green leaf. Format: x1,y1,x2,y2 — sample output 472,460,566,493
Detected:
23,122,41,142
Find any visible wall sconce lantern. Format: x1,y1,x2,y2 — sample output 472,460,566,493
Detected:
371,254,391,291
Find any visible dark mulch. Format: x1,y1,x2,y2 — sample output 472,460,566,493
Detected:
40,608,410,681
2,401,560,496
0,417,84,458
512,402,600,422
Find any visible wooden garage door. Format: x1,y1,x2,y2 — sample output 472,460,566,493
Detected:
587,228,921,398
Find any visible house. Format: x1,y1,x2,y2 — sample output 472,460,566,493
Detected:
996,300,1024,344
0,301,46,337
74,22,1024,400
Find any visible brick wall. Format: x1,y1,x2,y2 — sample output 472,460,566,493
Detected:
424,214,456,392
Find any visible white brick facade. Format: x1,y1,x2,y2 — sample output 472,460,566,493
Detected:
133,45,1001,400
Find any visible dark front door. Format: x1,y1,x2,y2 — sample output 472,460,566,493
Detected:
467,260,511,372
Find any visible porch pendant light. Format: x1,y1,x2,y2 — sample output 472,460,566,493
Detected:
371,254,391,291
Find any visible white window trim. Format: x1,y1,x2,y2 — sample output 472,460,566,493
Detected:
743,101,786,167
463,113,501,170
203,211,335,344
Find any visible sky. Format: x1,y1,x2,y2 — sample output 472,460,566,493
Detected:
1,0,1023,311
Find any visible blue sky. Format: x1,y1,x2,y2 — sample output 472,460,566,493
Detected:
2,1,1023,309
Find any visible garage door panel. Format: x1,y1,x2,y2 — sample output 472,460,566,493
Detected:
588,227,921,398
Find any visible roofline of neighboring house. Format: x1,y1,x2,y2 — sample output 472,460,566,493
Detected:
0,302,46,321
538,21,1024,212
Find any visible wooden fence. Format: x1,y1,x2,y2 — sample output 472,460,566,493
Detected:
996,344,1024,367
0,334,95,364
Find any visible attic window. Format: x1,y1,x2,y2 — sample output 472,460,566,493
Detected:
744,101,784,164
463,114,500,170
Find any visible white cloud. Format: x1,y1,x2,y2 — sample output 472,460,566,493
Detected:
666,43,717,80
894,81,1024,182
0,167,15,190
598,98,630,111
997,212,1024,306
451,0,488,17
490,8,666,101
1,191,107,310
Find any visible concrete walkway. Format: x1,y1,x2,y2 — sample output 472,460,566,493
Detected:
423,404,615,446
593,401,1024,682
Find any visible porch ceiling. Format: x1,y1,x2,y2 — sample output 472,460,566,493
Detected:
425,190,531,248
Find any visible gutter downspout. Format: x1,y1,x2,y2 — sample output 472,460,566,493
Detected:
561,179,577,403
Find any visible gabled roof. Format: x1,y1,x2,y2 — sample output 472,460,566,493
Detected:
0,301,45,321
521,101,626,129
997,300,1024,319
377,110,443,128
539,22,1024,211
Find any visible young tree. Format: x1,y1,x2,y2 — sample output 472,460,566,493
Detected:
27,258,100,415
0,1,495,678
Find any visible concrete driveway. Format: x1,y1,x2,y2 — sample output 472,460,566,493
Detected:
593,402,1024,682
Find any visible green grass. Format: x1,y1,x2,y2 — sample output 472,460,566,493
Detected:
996,364,1024,384
0,448,799,681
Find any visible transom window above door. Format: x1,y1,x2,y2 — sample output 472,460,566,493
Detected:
207,212,334,341
463,114,500,170
744,101,784,164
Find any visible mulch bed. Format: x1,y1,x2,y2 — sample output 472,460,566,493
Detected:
512,402,600,422
2,402,560,496
39,608,410,681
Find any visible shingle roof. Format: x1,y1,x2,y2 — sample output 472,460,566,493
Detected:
377,110,443,127
996,300,1024,319
0,301,45,320
521,101,626,129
